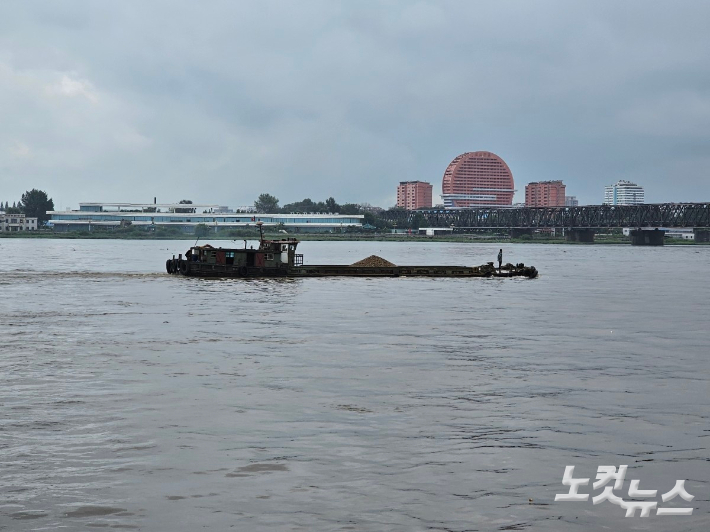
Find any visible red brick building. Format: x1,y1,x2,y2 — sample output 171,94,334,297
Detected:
397,181,433,210
441,151,515,208
525,180,566,207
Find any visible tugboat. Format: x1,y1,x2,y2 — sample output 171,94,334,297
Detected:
165,223,538,279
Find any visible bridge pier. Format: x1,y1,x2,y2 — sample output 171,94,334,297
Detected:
510,228,534,239
566,228,595,243
630,229,665,246
694,229,710,243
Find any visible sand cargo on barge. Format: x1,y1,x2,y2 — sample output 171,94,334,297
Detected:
165,225,538,279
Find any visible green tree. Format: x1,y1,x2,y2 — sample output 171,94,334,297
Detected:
325,197,340,213
19,189,54,224
194,223,210,237
254,193,280,213
339,203,361,215
363,211,391,230
411,212,425,230
282,198,315,212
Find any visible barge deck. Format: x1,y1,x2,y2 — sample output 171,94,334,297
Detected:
287,264,536,278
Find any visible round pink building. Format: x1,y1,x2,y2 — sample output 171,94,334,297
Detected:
441,151,515,208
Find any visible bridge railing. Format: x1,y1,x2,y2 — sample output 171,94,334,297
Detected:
382,204,710,229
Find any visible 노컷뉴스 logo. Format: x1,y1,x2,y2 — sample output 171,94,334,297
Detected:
554,465,694,517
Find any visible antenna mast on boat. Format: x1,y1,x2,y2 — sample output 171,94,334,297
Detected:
257,221,264,247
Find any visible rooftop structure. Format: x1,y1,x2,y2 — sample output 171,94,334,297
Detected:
604,180,645,205
76,202,222,212
441,151,515,209
396,181,433,210
525,180,566,207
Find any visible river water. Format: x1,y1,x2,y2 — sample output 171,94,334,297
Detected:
0,239,708,531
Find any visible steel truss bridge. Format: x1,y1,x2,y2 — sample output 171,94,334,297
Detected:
381,203,710,230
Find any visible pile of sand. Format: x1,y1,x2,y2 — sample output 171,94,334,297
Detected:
351,255,396,267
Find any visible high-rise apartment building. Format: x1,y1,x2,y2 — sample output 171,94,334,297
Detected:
396,181,433,210
604,180,645,205
565,196,579,207
524,180,566,207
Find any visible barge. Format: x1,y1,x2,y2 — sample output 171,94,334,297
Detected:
165,224,538,279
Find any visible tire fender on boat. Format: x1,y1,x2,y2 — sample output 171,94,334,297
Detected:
179,260,189,275
238,265,248,277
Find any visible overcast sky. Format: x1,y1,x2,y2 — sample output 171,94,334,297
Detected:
1,1,709,209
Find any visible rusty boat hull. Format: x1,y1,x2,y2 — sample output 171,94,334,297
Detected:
165,259,538,279
286,264,537,278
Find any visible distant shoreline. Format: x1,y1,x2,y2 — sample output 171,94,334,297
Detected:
1,232,706,245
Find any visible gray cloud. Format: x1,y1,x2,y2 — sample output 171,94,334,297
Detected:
1,0,709,208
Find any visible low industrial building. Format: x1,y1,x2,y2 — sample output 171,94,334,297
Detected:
47,202,363,233
0,213,38,232
418,227,454,236
622,227,695,240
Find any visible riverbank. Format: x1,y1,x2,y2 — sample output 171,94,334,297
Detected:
1,231,706,245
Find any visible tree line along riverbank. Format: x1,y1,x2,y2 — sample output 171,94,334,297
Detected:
1,230,706,245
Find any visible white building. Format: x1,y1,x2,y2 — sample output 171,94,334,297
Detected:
622,227,694,240
604,180,645,205
418,227,454,236
565,196,579,207
47,202,363,233
0,213,38,232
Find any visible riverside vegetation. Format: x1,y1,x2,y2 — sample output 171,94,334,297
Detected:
3,190,705,244
2,227,705,245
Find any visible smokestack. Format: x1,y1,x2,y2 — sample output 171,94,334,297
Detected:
154,197,156,205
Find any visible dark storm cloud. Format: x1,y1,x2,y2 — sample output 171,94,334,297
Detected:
1,0,709,208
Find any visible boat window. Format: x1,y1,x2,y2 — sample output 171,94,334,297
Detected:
266,253,274,261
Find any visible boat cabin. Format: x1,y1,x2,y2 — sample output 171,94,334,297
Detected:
185,238,302,271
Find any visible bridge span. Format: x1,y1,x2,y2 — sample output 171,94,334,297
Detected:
381,203,710,245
